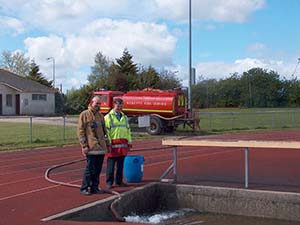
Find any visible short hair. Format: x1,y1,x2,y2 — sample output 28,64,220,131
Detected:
113,98,123,104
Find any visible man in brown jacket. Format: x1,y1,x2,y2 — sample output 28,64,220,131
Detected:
77,96,108,195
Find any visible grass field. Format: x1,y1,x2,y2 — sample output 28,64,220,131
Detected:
0,108,299,151
0,121,153,151
197,108,300,132
0,122,78,150
200,110,300,131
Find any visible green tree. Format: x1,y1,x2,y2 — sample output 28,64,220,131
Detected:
157,70,182,90
108,69,129,92
216,73,242,107
192,77,208,108
27,60,53,88
88,52,112,90
240,68,282,107
113,49,138,90
203,79,218,108
64,85,94,114
115,49,138,75
0,51,31,76
137,66,160,89
284,78,300,106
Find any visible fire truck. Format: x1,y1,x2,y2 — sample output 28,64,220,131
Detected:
92,88,198,135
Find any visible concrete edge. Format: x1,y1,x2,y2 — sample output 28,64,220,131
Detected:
40,183,157,222
41,195,117,221
41,182,300,222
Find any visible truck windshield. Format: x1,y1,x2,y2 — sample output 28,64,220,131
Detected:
94,94,108,104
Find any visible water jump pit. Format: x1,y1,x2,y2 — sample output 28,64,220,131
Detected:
42,182,300,224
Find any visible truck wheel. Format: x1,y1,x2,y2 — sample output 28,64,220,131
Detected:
146,116,162,135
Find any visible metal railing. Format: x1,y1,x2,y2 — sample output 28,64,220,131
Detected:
161,137,300,190
196,110,300,131
0,116,77,150
1,110,300,150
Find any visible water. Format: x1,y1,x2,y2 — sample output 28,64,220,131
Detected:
125,209,300,225
124,208,195,224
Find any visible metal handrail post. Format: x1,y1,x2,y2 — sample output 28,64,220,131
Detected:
245,147,249,188
159,163,174,181
63,116,66,141
173,146,177,183
29,116,33,144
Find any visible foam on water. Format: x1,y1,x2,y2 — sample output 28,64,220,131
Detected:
124,208,195,224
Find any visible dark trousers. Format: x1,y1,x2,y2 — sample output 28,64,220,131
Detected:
106,156,125,185
81,154,104,191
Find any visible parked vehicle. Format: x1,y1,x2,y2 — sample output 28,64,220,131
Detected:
93,88,198,135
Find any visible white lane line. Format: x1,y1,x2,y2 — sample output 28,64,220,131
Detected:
0,155,81,169
0,168,83,186
0,149,238,202
0,185,60,201
0,145,166,174
144,149,239,166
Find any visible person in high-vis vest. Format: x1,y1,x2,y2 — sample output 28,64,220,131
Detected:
77,96,108,195
105,98,132,189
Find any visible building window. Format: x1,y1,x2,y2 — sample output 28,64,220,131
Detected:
6,94,12,107
32,94,47,101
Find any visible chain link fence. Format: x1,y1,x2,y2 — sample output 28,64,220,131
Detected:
1,110,300,150
196,110,300,132
0,116,78,150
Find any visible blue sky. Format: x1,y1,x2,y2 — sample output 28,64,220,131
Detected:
0,0,300,92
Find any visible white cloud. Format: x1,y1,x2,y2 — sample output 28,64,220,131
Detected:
0,0,267,91
195,58,298,81
0,0,265,35
76,19,176,66
24,35,68,67
0,16,24,35
24,19,177,90
25,19,176,67
173,57,298,87
154,0,265,23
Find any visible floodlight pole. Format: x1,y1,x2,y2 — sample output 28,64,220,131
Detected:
188,0,192,111
46,57,56,88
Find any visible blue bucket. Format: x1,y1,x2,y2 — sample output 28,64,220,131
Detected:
124,155,144,183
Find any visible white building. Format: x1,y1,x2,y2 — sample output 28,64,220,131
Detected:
0,69,56,115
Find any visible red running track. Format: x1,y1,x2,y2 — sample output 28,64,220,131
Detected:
1,131,300,225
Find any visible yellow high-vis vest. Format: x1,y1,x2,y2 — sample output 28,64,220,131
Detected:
104,110,132,157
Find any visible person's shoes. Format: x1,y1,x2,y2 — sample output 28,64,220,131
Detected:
80,189,91,195
106,183,113,189
91,188,105,194
116,182,128,187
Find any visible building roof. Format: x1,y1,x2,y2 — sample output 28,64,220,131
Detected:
0,68,56,93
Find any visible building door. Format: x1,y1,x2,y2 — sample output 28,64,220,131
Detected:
15,94,20,115
0,94,2,115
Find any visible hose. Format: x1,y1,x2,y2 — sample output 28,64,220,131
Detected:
44,158,84,188
44,146,171,222
151,113,183,121
44,158,125,222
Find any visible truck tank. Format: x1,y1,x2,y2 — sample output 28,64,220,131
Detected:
118,89,186,118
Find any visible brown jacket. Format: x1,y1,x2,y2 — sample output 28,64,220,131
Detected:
77,106,108,155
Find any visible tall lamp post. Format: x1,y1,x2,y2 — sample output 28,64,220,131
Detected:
188,0,192,111
46,57,55,88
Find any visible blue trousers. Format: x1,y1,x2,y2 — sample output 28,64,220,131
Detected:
80,154,104,191
106,156,125,185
